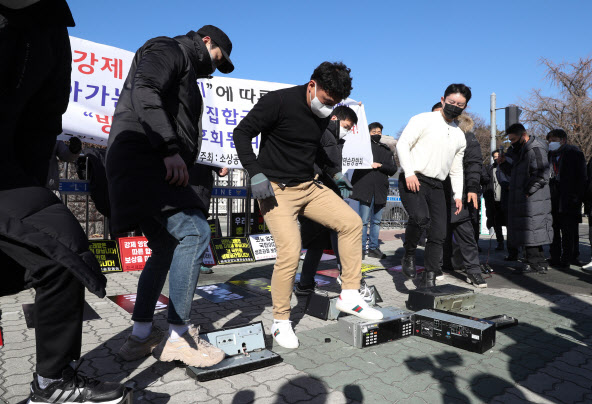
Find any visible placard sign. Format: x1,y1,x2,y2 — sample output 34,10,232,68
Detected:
249,233,276,261
118,236,152,271
230,213,269,236
203,243,216,266
210,237,255,264
108,293,169,314
229,278,272,295
195,283,256,303
88,240,122,273
207,218,222,238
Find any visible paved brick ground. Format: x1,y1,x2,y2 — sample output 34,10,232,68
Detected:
2,228,592,403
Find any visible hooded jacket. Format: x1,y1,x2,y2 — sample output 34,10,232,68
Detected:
351,135,397,205
500,136,553,247
106,31,212,232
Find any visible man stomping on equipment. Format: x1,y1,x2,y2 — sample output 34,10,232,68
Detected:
234,62,383,349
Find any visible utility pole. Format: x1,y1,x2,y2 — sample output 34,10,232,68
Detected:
490,93,496,164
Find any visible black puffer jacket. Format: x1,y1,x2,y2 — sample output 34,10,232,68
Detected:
107,31,212,232
0,187,106,298
548,144,586,218
351,137,397,205
501,136,553,247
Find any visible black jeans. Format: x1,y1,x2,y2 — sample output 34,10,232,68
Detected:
525,245,547,267
1,238,84,379
399,173,447,272
443,220,481,275
300,231,340,286
550,213,579,263
493,201,505,245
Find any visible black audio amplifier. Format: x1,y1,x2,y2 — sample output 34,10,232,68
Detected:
406,284,476,312
339,307,414,348
413,309,496,354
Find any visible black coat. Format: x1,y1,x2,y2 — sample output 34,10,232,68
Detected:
106,32,212,233
445,131,482,224
351,138,397,205
548,144,586,218
585,158,592,214
501,136,553,247
0,187,106,298
300,122,343,249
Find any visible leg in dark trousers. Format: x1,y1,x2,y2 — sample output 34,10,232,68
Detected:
493,202,505,246
0,238,84,379
451,220,481,275
550,211,563,262
525,245,547,268
300,248,324,286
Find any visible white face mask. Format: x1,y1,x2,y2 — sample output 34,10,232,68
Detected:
339,125,352,139
309,82,333,118
548,141,561,152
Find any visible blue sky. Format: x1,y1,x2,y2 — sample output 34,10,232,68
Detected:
69,0,592,137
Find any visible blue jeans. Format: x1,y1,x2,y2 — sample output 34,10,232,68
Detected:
359,197,385,251
132,209,211,325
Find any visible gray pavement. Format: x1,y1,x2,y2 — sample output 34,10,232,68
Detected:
2,227,592,403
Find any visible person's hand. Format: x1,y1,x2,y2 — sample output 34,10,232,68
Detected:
454,198,463,215
164,153,189,187
467,192,479,209
218,167,229,177
251,173,275,199
406,175,420,193
371,162,382,169
333,172,353,199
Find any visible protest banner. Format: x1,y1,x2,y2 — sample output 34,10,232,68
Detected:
63,37,373,171
210,237,255,264
249,233,277,261
118,236,152,271
88,240,122,273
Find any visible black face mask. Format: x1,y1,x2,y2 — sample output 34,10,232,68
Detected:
443,103,464,120
371,134,382,143
194,48,216,78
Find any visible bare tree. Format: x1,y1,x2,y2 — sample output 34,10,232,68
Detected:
520,57,592,159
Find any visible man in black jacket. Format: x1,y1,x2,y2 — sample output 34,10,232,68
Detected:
351,122,397,259
0,1,125,402
442,114,487,287
234,62,383,350
499,124,553,274
547,129,587,268
108,25,233,367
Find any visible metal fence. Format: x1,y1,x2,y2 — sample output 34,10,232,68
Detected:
380,178,409,228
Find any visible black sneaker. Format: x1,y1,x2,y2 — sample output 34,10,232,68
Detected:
28,363,125,403
504,255,519,262
570,259,585,267
294,282,317,296
402,253,417,279
367,248,386,259
516,264,545,275
466,273,488,288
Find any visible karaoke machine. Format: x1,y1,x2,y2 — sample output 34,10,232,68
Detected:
339,307,414,348
406,284,476,312
413,309,496,354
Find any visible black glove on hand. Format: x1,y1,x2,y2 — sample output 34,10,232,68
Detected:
333,172,353,199
69,137,82,154
251,173,275,199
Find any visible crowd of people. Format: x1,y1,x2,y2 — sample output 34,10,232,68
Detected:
2,1,592,403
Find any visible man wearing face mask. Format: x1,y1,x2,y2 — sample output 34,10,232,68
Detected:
234,62,383,350
546,129,587,268
107,25,233,367
498,124,553,274
296,106,360,295
396,84,469,288
351,122,398,259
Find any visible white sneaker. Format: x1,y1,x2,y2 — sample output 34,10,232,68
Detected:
270,320,299,349
336,291,383,320
582,261,592,272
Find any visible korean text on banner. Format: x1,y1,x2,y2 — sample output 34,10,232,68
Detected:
63,37,373,170
118,236,152,271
